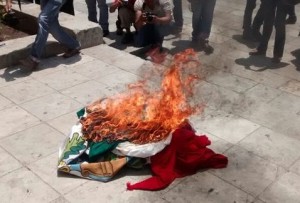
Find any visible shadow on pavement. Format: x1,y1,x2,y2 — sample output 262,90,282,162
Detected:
0,66,31,82
235,55,289,71
232,34,257,49
291,49,300,71
170,39,192,55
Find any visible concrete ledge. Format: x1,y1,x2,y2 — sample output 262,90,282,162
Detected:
0,3,103,68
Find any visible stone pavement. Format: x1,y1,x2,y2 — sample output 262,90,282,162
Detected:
0,0,300,202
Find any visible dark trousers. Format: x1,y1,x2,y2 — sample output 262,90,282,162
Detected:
243,0,257,32
252,1,264,33
257,0,288,58
243,0,264,33
173,0,183,27
135,24,164,47
286,5,296,17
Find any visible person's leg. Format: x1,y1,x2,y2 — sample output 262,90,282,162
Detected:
60,0,75,15
190,0,204,42
252,0,264,39
135,24,157,47
98,0,109,35
20,0,64,71
85,0,98,23
118,7,135,43
286,5,296,24
251,0,276,55
243,0,256,38
273,2,288,62
198,0,216,54
49,16,80,50
116,15,123,35
173,0,183,28
30,0,64,61
199,0,216,40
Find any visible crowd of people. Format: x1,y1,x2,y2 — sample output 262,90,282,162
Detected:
244,0,300,63
3,0,300,71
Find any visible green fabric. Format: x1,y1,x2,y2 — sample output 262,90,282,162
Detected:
76,108,85,118
89,141,120,162
127,158,147,169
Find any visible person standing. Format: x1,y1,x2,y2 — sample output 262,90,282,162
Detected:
249,0,289,63
85,0,110,37
109,0,136,44
242,0,264,41
286,5,297,24
18,0,81,72
190,0,216,54
173,0,183,32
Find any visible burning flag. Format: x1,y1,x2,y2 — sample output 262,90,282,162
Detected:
80,49,203,144
58,49,228,189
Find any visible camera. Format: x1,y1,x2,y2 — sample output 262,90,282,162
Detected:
144,12,155,23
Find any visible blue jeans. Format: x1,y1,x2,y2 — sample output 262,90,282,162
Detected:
190,0,216,41
31,0,80,61
85,0,109,31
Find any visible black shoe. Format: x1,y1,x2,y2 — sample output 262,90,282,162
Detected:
116,28,123,35
249,50,266,56
272,57,281,64
103,30,109,37
286,16,297,24
200,39,214,54
121,33,133,44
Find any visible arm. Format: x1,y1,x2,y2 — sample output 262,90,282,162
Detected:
110,0,122,13
134,10,145,30
5,0,12,12
153,10,172,24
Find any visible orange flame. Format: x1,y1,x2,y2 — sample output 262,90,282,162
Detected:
80,49,203,144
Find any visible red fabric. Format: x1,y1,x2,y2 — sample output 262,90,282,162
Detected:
127,123,228,191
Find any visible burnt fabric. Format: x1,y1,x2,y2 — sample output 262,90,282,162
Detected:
127,123,228,191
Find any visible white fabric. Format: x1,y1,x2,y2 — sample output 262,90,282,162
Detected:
113,133,172,158
134,0,173,17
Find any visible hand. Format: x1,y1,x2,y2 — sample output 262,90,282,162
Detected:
114,0,123,6
5,0,12,12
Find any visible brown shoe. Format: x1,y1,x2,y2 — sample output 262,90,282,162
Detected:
19,57,39,72
63,47,81,58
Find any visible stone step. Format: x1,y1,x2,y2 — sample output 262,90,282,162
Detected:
0,3,103,69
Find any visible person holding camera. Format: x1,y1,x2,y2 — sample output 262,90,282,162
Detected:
110,0,136,44
134,0,173,61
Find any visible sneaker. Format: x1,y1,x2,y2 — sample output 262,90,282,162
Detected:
286,16,297,24
62,47,81,58
103,30,110,37
121,33,133,44
19,57,39,72
249,50,266,56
